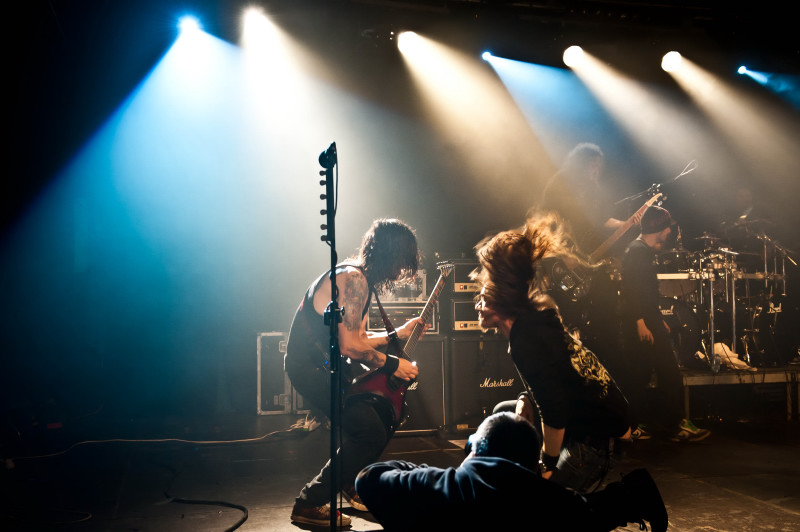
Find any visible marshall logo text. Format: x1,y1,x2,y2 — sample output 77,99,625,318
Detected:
479,377,515,388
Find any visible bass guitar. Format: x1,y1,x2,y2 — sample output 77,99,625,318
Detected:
588,186,664,263
347,261,454,429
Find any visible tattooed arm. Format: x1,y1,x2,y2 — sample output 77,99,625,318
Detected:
312,266,419,381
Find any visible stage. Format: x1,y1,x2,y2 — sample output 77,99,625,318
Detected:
2,394,799,532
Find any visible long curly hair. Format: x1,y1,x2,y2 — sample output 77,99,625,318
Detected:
354,218,420,294
471,212,574,319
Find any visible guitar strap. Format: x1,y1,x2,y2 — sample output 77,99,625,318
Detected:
373,294,401,353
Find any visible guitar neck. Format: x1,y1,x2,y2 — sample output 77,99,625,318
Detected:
588,193,661,262
402,270,449,357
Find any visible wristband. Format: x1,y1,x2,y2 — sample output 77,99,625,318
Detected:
541,452,559,472
382,355,400,375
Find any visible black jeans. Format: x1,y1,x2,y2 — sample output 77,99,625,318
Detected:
287,357,393,507
492,399,625,493
618,324,683,432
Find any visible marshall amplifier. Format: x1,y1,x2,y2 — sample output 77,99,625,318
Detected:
445,335,523,433
449,259,480,297
451,299,480,332
437,259,479,332
396,337,446,433
367,301,438,335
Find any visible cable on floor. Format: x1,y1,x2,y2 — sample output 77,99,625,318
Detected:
164,491,248,532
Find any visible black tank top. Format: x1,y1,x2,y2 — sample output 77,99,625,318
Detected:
285,264,373,372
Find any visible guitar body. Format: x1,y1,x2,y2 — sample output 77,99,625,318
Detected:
346,262,454,429
346,364,409,429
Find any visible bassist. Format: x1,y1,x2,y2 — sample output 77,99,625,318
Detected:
285,218,425,528
537,143,634,254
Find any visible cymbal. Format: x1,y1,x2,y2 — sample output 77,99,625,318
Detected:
695,232,721,241
732,217,774,227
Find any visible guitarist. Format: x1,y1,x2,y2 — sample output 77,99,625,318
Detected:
285,218,426,528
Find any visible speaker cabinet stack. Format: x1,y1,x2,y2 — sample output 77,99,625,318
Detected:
438,259,481,333
258,258,527,437
396,336,446,433
444,335,523,434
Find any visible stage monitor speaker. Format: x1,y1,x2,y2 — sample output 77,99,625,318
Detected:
397,337,446,432
445,335,524,433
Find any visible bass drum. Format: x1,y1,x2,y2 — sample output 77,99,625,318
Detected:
659,297,704,368
739,297,790,367
656,250,700,299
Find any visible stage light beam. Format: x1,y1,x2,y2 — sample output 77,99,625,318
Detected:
563,46,585,68
241,6,282,51
397,31,422,55
661,51,683,72
178,15,202,35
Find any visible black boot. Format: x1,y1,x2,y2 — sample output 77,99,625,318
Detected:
620,468,668,532
585,468,668,531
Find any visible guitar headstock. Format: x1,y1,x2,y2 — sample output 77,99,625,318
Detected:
645,184,666,207
436,261,455,277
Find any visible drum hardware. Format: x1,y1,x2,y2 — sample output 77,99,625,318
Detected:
659,296,703,368
695,232,722,251
652,226,793,369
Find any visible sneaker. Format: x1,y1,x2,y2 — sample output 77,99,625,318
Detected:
341,484,368,512
621,468,668,532
291,503,351,528
631,424,652,440
670,418,710,442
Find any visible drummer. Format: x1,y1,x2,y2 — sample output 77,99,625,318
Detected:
615,206,711,443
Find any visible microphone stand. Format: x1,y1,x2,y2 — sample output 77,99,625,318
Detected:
614,160,698,206
318,142,343,531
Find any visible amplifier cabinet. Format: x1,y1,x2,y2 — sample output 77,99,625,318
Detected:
445,335,524,433
257,332,292,415
449,259,480,297
367,301,438,335
397,337,446,432
451,299,481,332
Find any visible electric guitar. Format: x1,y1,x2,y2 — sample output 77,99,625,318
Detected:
588,186,664,263
347,261,454,429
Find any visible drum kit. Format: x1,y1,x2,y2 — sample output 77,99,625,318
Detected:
655,219,796,371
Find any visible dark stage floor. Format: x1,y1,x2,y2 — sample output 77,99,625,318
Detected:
2,388,800,532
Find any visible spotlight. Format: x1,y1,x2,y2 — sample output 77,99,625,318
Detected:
482,51,492,61
562,46,584,68
661,51,682,72
738,65,748,74
397,31,421,54
178,15,202,34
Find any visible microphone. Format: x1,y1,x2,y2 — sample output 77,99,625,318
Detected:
318,142,337,168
